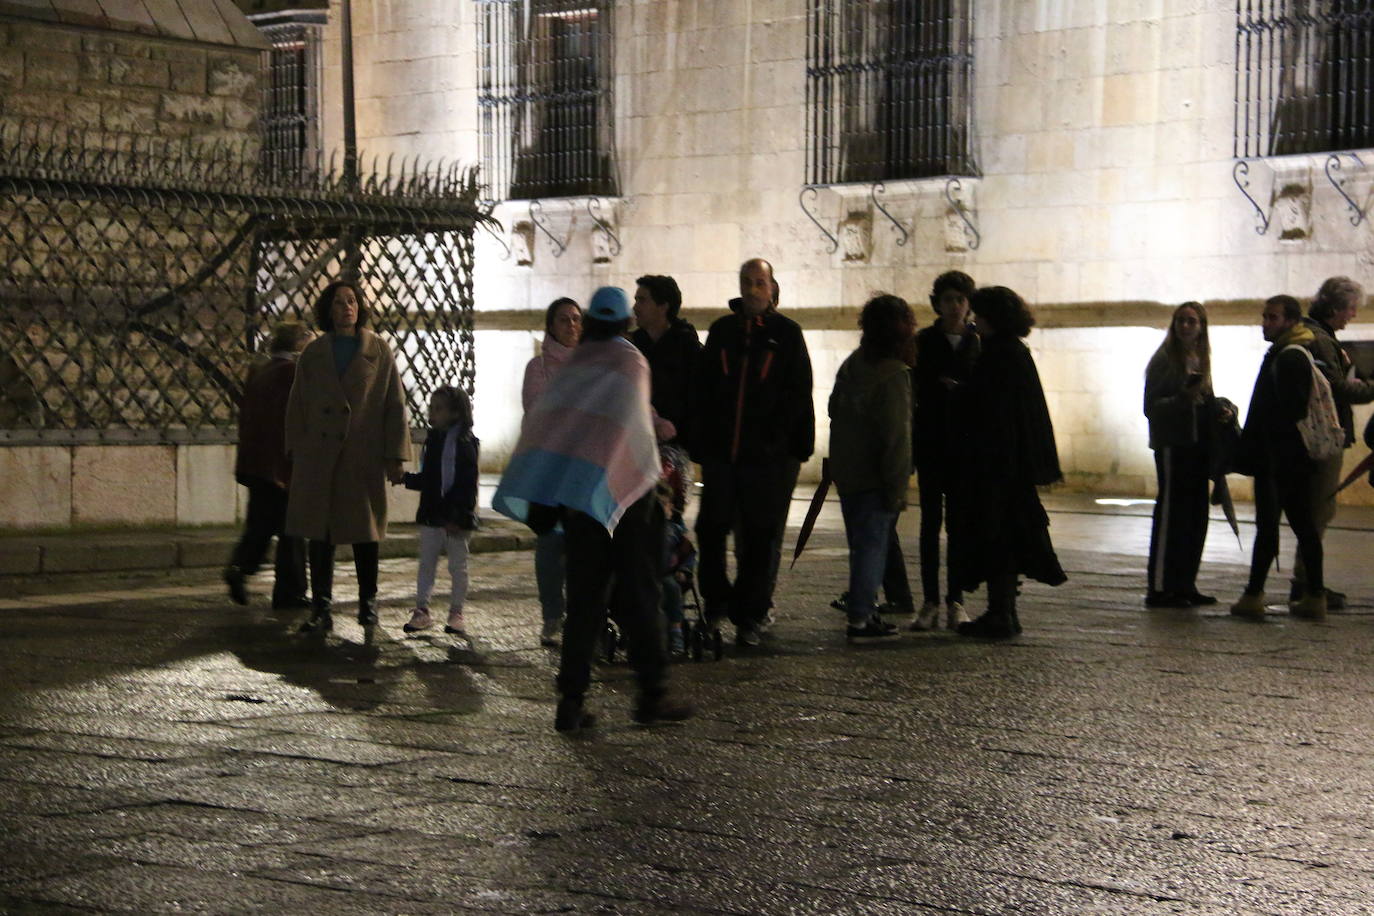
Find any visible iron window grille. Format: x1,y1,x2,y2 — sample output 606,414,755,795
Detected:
806,0,977,186
251,10,327,178
1235,0,1374,158
476,0,619,202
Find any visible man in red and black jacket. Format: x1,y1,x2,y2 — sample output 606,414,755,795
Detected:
688,258,814,647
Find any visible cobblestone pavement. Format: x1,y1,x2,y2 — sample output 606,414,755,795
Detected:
4,504,1374,914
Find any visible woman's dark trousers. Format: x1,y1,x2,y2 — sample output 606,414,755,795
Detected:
1146,444,1210,597
1248,465,1323,595
307,539,379,605
916,459,961,606
558,492,668,701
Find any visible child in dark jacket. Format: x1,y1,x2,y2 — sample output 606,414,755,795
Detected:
399,386,480,635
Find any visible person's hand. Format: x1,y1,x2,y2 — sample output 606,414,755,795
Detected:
938,376,960,390
385,460,404,484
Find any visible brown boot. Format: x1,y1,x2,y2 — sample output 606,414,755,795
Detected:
1289,591,1328,621
1229,591,1265,620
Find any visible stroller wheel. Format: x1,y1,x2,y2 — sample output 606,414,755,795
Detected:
711,628,724,661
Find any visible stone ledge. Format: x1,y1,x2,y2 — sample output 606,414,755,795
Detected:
42,539,178,573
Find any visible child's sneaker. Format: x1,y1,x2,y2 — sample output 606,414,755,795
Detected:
403,607,433,633
444,610,466,635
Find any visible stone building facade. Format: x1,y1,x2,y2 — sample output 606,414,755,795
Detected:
0,1,268,529
312,0,1374,507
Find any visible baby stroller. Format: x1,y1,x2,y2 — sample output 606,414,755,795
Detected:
603,445,724,662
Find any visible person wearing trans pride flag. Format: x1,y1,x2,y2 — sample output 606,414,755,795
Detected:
494,286,693,733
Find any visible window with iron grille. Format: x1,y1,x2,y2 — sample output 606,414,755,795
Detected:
806,0,976,185
476,0,618,202
1235,1,1374,158
251,11,326,176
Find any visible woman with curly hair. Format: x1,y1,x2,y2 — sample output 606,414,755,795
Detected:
948,286,1065,638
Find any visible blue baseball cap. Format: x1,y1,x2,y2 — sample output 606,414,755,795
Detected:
587,286,631,322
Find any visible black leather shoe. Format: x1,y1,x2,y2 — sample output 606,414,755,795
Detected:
1145,591,1191,608
633,690,694,725
299,599,333,633
223,566,247,605
1185,591,1218,606
1325,588,1348,611
555,696,597,732
956,613,1017,639
357,598,378,626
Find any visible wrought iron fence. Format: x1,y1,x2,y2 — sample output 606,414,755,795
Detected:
806,0,977,185
252,10,327,179
0,121,486,444
476,0,618,202
1235,0,1374,158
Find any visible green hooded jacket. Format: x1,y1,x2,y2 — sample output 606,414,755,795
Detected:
828,349,912,511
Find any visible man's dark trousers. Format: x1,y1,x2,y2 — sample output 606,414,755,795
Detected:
696,459,800,628
231,478,306,607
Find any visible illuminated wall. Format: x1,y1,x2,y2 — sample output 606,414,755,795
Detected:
321,0,1374,504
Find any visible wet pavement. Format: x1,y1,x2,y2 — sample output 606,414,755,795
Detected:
4,499,1374,914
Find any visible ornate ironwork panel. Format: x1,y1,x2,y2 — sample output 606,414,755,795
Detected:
1236,0,1374,158
0,122,484,444
252,10,327,179
476,0,619,202
806,0,977,185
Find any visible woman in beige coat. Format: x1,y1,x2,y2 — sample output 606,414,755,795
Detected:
286,280,411,632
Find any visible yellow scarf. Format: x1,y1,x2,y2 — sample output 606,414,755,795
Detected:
1270,322,1315,351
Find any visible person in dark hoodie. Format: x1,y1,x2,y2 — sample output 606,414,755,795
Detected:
829,294,916,643
909,270,981,631
1231,295,1327,621
1291,276,1374,609
689,258,814,648
398,385,480,636
949,286,1066,639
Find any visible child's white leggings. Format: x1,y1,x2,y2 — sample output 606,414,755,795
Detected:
416,525,470,611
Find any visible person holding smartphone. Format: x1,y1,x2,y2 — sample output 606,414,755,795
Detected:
1143,302,1224,607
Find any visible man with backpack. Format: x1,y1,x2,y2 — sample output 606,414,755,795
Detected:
1292,277,1374,609
1231,295,1338,621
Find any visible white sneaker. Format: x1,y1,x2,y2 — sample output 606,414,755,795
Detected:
444,610,466,635
946,601,970,629
909,602,940,631
403,608,433,633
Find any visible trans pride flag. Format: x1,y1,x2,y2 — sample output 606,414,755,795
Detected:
493,336,660,535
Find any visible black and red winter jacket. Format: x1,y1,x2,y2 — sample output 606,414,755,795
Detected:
688,299,814,467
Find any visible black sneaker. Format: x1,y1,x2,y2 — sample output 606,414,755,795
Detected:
555,696,596,732
223,566,247,605
1325,588,1348,611
956,613,1017,639
357,598,378,627
633,691,694,725
846,618,899,643
830,592,849,612
1145,591,1190,608
1185,591,1218,606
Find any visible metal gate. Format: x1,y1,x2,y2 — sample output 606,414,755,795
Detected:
0,121,486,444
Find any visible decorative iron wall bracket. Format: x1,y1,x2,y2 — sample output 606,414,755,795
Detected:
1324,153,1367,227
1233,159,1272,235
587,197,622,257
943,178,980,250
870,182,909,247
528,199,568,257
799,185,838,254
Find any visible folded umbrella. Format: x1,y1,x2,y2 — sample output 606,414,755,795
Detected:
1333,450,1374,497
790,457,832,570
1211,475,1243,552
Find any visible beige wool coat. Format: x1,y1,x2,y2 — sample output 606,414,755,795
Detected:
284,329,411,544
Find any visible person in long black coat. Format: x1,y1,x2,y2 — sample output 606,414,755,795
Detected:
948,286,1066,638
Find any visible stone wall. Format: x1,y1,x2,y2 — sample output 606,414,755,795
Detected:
0,15,262,148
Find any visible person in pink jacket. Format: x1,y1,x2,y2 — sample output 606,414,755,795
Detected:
522,297,582,645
